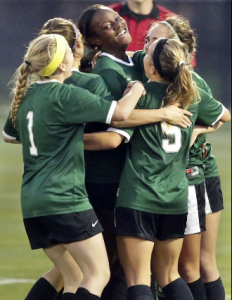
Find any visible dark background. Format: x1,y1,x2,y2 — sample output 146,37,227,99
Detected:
0,0,231,108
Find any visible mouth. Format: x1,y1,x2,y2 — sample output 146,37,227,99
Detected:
116,29,129,39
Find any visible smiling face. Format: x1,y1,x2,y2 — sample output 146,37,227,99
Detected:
89,7,132,52
144,24,171,53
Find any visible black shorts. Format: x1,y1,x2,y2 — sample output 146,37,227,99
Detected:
116,207,187,241
24,209,103,250
205,176,224,214
86,182,119,210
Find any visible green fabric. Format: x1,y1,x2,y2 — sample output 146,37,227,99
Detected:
4,81,114,219
115,82,224,214
85,54,142,184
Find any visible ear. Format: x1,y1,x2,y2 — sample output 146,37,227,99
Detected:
88,37,102,47
150,65,156,76
58,62,66,73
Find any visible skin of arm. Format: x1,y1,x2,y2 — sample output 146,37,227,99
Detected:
190,120,225,148
3,135,21,144
84,132,124,151
111,105,193,128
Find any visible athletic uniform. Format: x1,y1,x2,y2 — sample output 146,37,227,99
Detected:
3,80,117,250
132,50,221,235
107,82,225,241
86,53,141,210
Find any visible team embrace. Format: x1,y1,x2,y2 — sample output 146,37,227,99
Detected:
2,3,231,300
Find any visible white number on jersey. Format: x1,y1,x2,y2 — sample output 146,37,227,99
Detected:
27,111,38,156
161,122,182,153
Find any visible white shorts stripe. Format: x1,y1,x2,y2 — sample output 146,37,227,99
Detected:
185,185,201,235
205,180,213,214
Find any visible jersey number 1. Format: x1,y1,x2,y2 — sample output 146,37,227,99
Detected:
27,111,38,156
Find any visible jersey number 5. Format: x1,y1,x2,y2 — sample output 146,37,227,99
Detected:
27,111,38,156
162,123,182,153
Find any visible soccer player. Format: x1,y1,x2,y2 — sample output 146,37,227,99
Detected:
109,0,175,51
11,17,115,300
84,37,231,300
78,5,192,300
2,34,145,300
140,17,227,300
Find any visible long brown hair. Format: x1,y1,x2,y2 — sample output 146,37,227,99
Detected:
154,38,199,108
39,18,79,51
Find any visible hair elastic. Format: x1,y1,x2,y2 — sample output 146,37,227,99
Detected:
67,20,79,50
179,60,186,67
40,34,67,77
160,21,180,41
153,38,168,78
25,60,31,66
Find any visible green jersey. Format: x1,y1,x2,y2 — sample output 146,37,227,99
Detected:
132,50,219,185
85,53,141,183
3,80,117,219
65,68,113,101
110,82,224,215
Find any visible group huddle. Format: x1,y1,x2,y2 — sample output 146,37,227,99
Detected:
3,4,230,300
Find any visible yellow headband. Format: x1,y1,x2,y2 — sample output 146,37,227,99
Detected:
40,34,67,77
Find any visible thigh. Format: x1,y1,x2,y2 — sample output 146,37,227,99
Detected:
94,207,119,272
152,238,184,288
65,233,109,276
201,211,221,255
117,236,154,287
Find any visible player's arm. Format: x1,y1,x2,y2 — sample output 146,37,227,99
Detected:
190,121,223,147
84,132,125,150
111,105,193,128
3,134,21,144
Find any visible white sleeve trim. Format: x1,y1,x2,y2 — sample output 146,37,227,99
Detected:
106,101,117,124
211,105,225,126
107,127,131,143
3,130,17,140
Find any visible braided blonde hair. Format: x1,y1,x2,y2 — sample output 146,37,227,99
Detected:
11,35,58,127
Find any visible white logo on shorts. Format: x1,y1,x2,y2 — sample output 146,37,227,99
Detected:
92,220,99,227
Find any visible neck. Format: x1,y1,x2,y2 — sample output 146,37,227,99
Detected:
127,0,154,15
101,46,129,62
149,73,169,84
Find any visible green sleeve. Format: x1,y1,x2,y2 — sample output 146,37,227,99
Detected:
62,86,116,125
3,112,20,141
107,126,136,143
197,89,224,126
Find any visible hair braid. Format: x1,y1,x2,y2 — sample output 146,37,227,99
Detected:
11,63,31,128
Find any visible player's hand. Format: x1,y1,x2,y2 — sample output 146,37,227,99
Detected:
127,81,146,96
163,105,192,128
91,51,102,69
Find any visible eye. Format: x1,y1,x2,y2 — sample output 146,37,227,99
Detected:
105,24,112,29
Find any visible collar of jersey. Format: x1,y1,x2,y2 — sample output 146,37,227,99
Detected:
36,79,61,85
71,68,80,73
100,53,134,66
